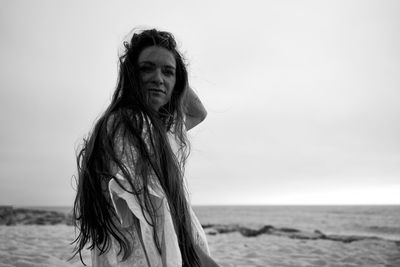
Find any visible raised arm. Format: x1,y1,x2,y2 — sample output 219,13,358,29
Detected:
184,86,207,131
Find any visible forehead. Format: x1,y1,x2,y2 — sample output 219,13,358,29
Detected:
138,46,176,67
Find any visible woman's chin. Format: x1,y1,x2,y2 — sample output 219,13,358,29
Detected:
149,99,164,112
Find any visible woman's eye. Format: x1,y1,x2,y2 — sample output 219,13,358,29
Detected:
139,65,153,72
163,69,175,76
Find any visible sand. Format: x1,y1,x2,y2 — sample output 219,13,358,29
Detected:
207,232,400,267
1,225,399,267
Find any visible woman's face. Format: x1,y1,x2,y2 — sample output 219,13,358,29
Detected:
138,46,177,111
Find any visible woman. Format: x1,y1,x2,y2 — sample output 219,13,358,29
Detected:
72,29,219,267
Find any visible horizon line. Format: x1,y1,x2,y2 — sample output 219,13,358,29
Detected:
4,203,400,208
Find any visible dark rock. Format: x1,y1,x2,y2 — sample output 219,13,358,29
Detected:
314,230,326,238
0,206,15,225
239,227,263,237
201,224,215,229
215,224,239,234
279,227,300,233
260,225,275,233
200,223,399,246
206,229,218,236
0,207,72,226
289,231,323,240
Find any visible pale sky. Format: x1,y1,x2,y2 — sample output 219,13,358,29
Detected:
0,0,399,206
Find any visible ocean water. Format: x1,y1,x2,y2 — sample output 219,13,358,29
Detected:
27,205,400,241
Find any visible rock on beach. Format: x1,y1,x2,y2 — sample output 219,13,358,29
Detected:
0,206,72,226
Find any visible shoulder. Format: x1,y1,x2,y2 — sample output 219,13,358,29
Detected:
106,109,154,150
106,109,150,133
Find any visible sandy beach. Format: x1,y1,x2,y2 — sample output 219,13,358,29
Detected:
207,231,400,267
1,207,400,266
1,224,399,267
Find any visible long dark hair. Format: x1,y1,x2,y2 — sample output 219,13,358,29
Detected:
72,29,200,266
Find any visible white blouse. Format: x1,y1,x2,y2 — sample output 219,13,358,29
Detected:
91,117,210,267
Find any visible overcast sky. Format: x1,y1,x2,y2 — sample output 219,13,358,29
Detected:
1,0,399,206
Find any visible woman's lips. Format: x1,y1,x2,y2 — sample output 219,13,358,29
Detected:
149,88,166,95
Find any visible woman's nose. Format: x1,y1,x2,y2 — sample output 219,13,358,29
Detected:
151,69,163,85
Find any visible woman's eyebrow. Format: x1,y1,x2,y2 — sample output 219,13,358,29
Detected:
164,65,176,70
139,61,176,69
